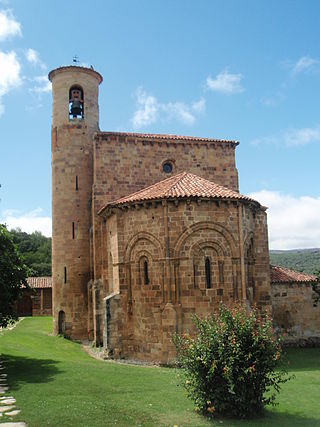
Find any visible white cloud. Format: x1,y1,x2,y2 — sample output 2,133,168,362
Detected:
251,124,320,147
261,92,285,107
30,75,51,93
162,102,195,125
283,126,320,146
192,97,206,113
132,87,158,128
291,56,318,75
0,50,21,96
249,190,320,250
132,88,205,129
0,9,21,41
0,50,22,116
206,69,244,94
25,48,46,70
1,208,52,237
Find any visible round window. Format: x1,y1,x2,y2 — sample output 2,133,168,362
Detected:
162,162,173,173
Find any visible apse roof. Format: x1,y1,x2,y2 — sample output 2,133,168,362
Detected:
270,265,317,283
99,172,261,215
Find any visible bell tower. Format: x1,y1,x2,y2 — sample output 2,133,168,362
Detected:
49,66,103,339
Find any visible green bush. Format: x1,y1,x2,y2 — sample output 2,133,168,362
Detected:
173,304,289,419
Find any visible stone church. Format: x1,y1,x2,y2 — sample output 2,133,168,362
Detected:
48,64,273,363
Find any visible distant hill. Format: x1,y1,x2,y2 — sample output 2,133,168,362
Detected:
269,248,320,275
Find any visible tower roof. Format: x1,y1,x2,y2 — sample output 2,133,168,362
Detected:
48,65,103,83
99,172,261,215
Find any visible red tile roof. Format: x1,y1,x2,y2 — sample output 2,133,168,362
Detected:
27,277,52,289
270,265,317,283
96,131,238,145
99,172,260,214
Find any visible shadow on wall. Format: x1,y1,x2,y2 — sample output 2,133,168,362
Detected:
0,354,62,391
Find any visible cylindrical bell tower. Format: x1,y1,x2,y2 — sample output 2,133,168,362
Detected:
49,66,103,339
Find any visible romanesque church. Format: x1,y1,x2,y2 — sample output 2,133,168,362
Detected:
49,65,319,363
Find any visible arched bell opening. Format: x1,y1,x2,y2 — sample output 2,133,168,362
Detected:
69,85,84,119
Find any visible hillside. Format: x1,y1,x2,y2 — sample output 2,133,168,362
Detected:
269,248,320,275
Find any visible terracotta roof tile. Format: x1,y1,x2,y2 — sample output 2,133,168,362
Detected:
99,172,259,214
96,131,238,145
270,265,317,283
27,277,52,289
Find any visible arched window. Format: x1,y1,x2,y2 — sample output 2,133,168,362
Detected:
69,85,84,119
143,260,149,285
205,257,211,289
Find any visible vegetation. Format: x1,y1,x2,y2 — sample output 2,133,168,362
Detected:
312,270,320,306
0,317,320,426
0,224,29,327
173,305,289,419
9,228,51,276
270,248,320,275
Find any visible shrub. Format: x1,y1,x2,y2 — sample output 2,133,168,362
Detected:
173,304,289,419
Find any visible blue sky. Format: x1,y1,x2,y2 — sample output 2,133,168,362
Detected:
0,0,320,249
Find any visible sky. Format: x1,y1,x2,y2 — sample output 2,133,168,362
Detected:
0,0,320,250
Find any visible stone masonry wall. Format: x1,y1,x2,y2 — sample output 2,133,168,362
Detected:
271,282,320,344
32,288,52,316
103,198,270,363
92,134,239,281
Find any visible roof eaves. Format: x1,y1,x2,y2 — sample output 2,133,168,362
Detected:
94,131,239,146
99,194,262,217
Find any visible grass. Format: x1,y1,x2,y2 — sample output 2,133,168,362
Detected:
0,317,319,426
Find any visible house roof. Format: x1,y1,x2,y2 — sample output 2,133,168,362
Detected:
27,277,52,289
95,131,238,145
99,172,260,214
270,265,317,283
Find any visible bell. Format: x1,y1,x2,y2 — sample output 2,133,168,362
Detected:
70,100,82,117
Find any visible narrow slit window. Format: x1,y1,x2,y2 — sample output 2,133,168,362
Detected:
72,222,75,239
144,260,149,285
64,266,67,284
76,176,78,191
205,257,211,289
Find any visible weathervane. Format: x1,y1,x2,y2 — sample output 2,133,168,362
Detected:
73,55,80,64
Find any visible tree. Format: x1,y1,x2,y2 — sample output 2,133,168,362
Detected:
173,304,289,419
10,228,52,276
312,269,320,306
0,224,29,328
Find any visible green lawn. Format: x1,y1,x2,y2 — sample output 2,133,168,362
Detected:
0,317,320,427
